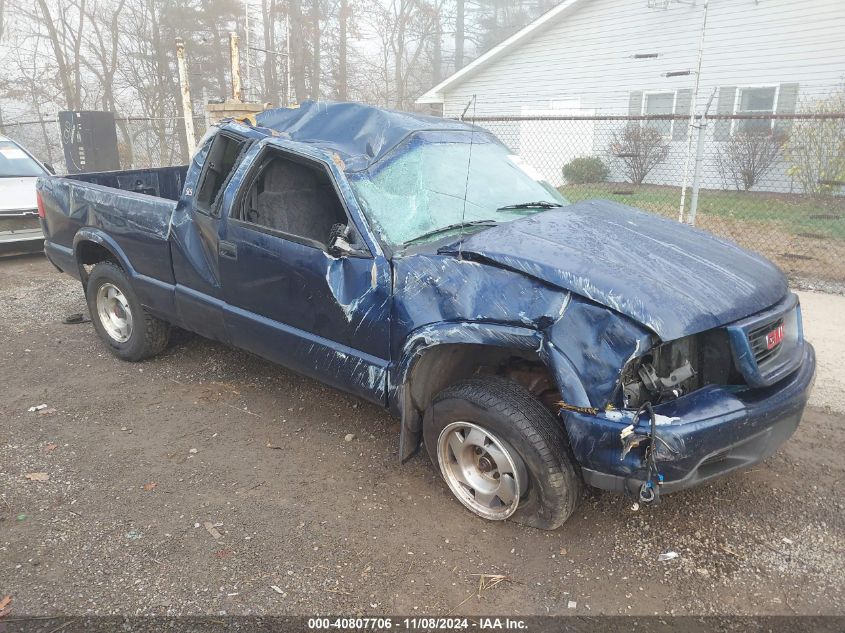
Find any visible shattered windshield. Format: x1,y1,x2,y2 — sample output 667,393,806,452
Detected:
349,133,568,247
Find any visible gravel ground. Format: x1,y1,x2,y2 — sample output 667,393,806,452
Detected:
796,290,845,414
1,255,843,617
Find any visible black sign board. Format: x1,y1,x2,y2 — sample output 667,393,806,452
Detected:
58,110,121,173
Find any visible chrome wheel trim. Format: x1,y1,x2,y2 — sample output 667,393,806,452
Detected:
437,421,527,520
96,282,133,343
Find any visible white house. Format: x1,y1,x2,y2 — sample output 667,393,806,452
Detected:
417,0,845,189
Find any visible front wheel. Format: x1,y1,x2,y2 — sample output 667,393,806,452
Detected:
423,377,582,530
85,261,170,362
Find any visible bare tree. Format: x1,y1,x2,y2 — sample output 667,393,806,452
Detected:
608,123,670,185
80,0,131,164
716,129,784,191
0,0,571,171
30,0,86,110
311,0,321,98
337,0,349,99
117,0,182,165
454,0,464,70
261,0,280,104
6,37,60,165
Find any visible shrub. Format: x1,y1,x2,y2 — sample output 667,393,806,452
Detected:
784,86,845,196
562,156,609,184
607,123,669,185
716,129,785,191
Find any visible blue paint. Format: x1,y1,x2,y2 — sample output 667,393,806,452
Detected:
37,101,816,496
453,202,788,341
570,343,815,491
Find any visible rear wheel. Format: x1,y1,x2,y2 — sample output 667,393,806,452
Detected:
85,262,169,362
423,376,582,530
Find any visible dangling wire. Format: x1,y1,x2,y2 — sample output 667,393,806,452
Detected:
457,94,477,261
631,401,678,504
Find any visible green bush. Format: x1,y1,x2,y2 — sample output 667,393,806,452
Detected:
562,156,609,184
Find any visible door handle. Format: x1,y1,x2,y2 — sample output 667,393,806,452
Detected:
218,240,238,260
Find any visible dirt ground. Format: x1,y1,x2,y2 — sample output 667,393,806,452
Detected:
1,255,844,617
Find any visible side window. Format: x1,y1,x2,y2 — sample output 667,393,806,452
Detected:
643,92,675,137
195,133,246,214
235,152,349,248
735,86,777,134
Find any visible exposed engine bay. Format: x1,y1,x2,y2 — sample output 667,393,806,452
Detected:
621,329,743,409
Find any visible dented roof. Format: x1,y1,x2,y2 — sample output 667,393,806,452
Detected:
251,101,491,171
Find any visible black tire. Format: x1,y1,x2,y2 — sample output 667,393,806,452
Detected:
85,261,170,362
423,376,582,530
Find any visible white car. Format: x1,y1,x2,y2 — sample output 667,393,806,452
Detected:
0,135,53,255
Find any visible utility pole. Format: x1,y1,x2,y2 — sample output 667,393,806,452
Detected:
677,0,709,223
686,88,717,227
175,38,196,158
229,32,242,101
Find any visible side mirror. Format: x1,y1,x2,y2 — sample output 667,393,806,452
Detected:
328,223,355,258
43,163,55,175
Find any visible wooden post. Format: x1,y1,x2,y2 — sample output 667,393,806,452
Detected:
175,38,196,158
229,32,242,101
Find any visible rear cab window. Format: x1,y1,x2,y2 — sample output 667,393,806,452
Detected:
195,132,248,214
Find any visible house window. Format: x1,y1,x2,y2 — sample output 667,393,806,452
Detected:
736,86,777,134
643,92,675,137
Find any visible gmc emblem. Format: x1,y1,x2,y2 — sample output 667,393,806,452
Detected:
766,323,785,350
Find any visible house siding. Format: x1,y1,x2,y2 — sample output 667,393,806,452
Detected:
441,0,845,117
436,0,845,189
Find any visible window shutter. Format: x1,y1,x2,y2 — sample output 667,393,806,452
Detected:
672,89,693,141
775,83,799,136
628,91,643,116
714,86,736,141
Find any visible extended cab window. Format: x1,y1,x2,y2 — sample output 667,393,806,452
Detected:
196,133,246,214
235,151,347,248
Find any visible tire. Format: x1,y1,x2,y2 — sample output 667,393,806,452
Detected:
85,261,170,362
423,376,582,530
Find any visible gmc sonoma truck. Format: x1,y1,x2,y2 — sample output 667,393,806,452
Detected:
38,102,815,529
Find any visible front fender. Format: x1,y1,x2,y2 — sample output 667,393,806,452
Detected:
545,296,654,409
392,321,542,462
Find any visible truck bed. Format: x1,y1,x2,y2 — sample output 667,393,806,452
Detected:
67,165,188,201
38,165,188,286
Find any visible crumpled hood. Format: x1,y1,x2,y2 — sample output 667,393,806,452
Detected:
452,200,787,341
0,177,38,213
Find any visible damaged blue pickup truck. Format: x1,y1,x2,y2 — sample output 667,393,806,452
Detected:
38,102,815,529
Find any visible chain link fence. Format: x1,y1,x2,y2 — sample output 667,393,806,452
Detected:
0,115,210,173
472,113,845,288
3,111,844,287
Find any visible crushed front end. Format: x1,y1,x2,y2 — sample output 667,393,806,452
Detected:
552,292,816,499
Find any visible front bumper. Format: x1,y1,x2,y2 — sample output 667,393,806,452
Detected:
565,342,816,494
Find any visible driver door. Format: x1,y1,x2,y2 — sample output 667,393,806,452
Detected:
217,144,391,404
